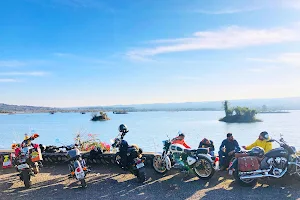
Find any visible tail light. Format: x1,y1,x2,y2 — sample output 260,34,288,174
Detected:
215,157,219,162
136,159,142,164
76,168,81,172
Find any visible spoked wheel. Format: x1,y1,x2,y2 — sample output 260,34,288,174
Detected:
193,157,215,180
233,170,257,187
152,155,167,174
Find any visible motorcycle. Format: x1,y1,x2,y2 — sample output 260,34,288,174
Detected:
228,135,300,186
152,138,215,179
13,134,43,188
65,144,90,188
111,132,146,183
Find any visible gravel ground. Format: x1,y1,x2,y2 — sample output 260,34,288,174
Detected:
1,165,300,200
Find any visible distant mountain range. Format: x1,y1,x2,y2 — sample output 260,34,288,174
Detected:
1,97,300,113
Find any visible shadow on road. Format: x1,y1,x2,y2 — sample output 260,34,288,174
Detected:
1,166,300,200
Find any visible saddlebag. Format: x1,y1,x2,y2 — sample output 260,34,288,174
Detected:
238,156,260,172
30,148,43,162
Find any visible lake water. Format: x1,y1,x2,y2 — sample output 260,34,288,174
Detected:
1,111,300,152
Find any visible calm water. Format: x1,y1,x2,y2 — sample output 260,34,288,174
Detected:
1,111,300,152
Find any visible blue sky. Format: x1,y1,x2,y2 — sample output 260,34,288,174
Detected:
1,0,300,107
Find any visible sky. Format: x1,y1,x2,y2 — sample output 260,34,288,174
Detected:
1,0,300,107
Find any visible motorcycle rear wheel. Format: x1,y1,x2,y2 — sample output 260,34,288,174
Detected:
194,157,215,180
233,170,257,187
80,179,87,188
137,168,146,183
22,171,31,189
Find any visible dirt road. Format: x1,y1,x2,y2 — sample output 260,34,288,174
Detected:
1,165,300,200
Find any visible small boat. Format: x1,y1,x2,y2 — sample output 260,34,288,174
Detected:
81,112,86,114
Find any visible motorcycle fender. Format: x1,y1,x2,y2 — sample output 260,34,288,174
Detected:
228,159,237,170
197,154,213,163
164,155,172,170
74,161,85,180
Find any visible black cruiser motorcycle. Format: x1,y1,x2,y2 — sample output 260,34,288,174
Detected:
228,135,300,186
111,124,146,183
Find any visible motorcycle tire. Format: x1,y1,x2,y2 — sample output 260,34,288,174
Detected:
33,166,39,174
233,169,257,187
152,155,168,174
137,168,146,183
22,170,31,189
80,179,87,188
193,156,215,180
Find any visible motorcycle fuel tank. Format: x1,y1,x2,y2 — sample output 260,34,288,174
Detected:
265,147,288,158
169,144,187,154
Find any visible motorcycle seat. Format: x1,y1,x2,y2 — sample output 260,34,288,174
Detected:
184,149,197,154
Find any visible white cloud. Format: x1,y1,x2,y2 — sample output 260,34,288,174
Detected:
248,53,300,67
0,60,27,67
0,78,19,83
194,7,260,15
127,24,300,61
0,71,49,76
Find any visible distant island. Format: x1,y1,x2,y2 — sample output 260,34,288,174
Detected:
219,100,262,123
91,112,110,121
113,110,128,114
257,105,290,114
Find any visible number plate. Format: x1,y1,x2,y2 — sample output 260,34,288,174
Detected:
17,163,29,170
229,170,233,175
136,163,145,169
75,168,85,180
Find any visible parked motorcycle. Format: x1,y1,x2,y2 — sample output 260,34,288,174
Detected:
65,144,90,188
228,135,300,186
152,138,215,179
111,132,146,183
13,134,43,188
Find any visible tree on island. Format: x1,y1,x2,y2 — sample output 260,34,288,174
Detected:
219,100,261,123
91,111,110,121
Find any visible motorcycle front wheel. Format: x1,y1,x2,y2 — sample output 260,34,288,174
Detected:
152,155,167,174
193,157,215,180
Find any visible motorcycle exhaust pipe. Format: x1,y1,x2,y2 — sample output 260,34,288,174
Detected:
240,168,287,180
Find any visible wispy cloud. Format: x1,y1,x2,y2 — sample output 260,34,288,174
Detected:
0,60,28,67
0,78,20,83
127,24,300,61
0,71,49,76
0,60,48,68
248,53,300,67
194,7,260,15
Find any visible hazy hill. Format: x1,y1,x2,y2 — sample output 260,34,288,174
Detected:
1,97,300,113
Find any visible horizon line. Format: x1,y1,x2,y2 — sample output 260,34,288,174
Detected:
1,95,300,108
